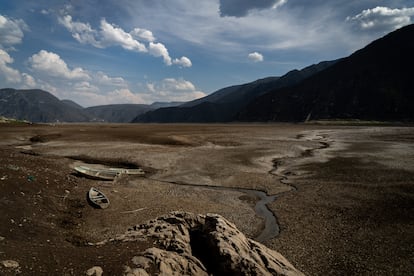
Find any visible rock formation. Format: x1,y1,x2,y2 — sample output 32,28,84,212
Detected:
101,211,303,276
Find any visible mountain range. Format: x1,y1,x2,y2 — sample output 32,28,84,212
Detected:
1,24,413,123
238,24,414,122
133,60,338,123
0,88,181,123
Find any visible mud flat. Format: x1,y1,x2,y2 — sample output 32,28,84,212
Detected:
0,123,413,275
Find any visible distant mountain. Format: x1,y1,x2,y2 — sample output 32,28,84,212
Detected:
0,88,182,123
238,24,414,122
150,102,184,109
133,61,337,123
61,99,84,109
0,88,92,122
85,104,153,123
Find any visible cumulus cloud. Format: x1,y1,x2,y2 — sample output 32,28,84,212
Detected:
59,15,147,52
58,15,101,47
22,73,37,88
0,15,37,88
28,50,90,80
100,19,147,52
130,27,156,42
248,52,264,62
106,88,145,104
58,14,191,66
95,71,127,87
73,81,99,93
173,56,192,67
0,14,28,48
219,0,287,17
143,78,205,103
0,49,21,83
24,50,139,106
347,6,414,32
149,42,172,65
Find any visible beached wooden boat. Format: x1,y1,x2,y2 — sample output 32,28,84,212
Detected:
88,187,110,209
74,165,144,180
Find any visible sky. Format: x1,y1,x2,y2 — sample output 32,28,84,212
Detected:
1,0,413,107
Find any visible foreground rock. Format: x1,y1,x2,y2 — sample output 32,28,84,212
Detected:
101,211,303,276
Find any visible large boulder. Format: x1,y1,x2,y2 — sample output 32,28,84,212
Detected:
103,211,303,276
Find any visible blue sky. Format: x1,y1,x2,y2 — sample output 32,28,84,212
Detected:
1,0,413,107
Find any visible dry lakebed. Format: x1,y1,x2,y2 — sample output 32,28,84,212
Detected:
0,123,413,275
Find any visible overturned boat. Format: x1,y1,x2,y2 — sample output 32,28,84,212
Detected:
74,165,145,180
88,187,110,209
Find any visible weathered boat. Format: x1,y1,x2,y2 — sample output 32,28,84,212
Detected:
88,187,110,209
74,165,145,180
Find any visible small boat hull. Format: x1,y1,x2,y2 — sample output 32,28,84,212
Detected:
74,166,144,180
88,187,109,209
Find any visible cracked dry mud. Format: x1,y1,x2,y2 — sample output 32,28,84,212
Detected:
0,123,413,275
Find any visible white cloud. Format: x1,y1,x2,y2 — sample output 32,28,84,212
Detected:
173,56,192,67
163,78,196,91
58,15,147,52
248,52,264,62
0,49,21,83
28,50,90,80
149,42,172,65
22,73,36,88
0,14,28,47
73,81,99,93
70,88,145,106
143,78,205,103
107,88,145,104
58,15,100,47
100,19,147,52
23,49,144,106
95,71,127,87
130,27,156,42
347,6,414,31
58,14,191,66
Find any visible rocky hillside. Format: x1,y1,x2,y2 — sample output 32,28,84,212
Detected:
133,60,336,123
238,24,414,122
98,212,303,275
0,88,92,123
85,104,153,123
0,89,180,123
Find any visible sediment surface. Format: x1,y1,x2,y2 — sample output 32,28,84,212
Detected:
0,123,413,275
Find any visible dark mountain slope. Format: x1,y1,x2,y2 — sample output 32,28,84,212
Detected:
85,104,153,123
133,60,337,123
238,24,414,122
61,99,84,109
0,88,92,122
150,102,184,109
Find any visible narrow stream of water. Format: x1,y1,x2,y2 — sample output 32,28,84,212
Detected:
146,179,280,242
146,137,331,242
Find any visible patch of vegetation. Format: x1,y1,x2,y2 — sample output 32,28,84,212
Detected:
0,116,31,124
